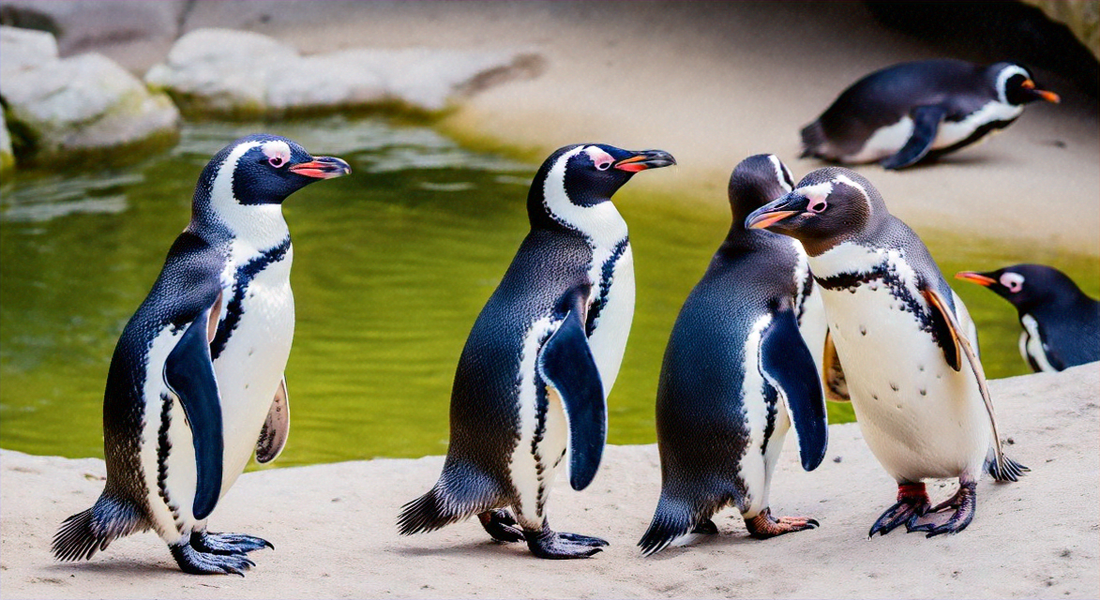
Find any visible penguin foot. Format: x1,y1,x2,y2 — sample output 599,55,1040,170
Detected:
906,481,976,537
478,510,525,543
192,531,274,555
869,482,931,537
744,507,819,539
525,526,607,559
170,540,255,576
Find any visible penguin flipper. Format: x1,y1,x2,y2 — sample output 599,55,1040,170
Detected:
822,328,850,402
164,303,224,521
255,377,290,464
879,105,946,170
760,304,828,471
538,288,605,491
922,287,1019,481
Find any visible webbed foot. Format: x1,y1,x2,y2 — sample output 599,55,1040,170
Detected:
745,507,819,539
192,531,273,555
906,481,976,537
478,509,525,543
869,482,930,537
525,525,607,559
170,539,255,576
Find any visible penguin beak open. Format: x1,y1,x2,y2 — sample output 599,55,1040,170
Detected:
1021,79,1060,104
614,150,676,172
288,156,352,179
954,271,998,287
745,195,806,230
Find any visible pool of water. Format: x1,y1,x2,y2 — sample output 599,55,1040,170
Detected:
2,116,1096,467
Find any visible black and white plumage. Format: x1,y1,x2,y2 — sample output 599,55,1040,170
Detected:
800,60,1060,170
52,134,350,574
745,167,1027,538
638,155,828,557
956,265,1100,372
398,143,674,559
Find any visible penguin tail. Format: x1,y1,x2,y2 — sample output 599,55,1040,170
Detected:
53,494,147,562
986,449,1030,483
398,470,499,536
799,121,826,158
638,497,696,557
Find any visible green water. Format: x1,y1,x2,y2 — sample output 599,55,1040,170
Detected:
2,117,1097,468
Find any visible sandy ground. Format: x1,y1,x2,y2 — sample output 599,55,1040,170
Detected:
3,3,1099,599
2,366,1097,599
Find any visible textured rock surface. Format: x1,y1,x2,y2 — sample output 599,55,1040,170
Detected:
0,26,179,164
1022,0,1100,60
145,28,543,118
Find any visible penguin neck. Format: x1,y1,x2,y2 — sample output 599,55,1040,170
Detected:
530,177,628,250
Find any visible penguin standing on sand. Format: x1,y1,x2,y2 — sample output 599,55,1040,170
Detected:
801,60,1059,170
398,143,674,559
638,155,828,557
956,265,1100,371
53,135,350,574
745,167,1027,537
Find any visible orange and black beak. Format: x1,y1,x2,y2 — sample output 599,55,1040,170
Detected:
1021,79,1060,104
954,271,998,287
613,149,676,172
289,156,352,179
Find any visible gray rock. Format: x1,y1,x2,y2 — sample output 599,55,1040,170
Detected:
146,28,543,118
0,0,186,56
0,25,58,78
1,27,179,163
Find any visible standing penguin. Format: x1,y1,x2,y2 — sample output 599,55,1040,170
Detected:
745,167,1027,537
398,143,674,559
638,155,828,557
956,265,1100,371
52,135,350,574
800,60,1059,170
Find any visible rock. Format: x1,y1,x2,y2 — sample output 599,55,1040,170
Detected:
146,28,544,118
1021,0,1100,61
0,1,186,68
0,25,58,77
0,111,14,173
1,26,179,165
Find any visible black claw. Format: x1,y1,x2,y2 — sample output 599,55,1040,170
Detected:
806,518,820,528
478,510,526,543
192,531,273,555
526,527,606,559
170,539,257,575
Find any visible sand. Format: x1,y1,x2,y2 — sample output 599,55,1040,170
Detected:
2,2,1098,599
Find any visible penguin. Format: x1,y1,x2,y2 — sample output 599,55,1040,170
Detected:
800,60,1060,170
744,167,1027,538
956,265,1100,372
638,155,829,557
398,143,674,559
52,134,351,574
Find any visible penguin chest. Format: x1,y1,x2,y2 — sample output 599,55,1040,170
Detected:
586,241,635,397
212,243,296,485
820,284,989,480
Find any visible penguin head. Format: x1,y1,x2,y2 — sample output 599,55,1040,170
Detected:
528,143,675,232
743,167,884,255
726,154,795,225
990,63,1060,106
956,264,1082,313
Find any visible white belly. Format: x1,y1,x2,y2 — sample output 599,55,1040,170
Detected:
586,245,635,397
848,101,1023,163
821,285,990,482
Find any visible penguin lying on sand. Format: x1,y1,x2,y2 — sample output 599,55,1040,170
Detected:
746,167,1027,538
398,144,674,559
801,60,1059,170
53,135,350,574
956,265,1100,372
639,155,828,556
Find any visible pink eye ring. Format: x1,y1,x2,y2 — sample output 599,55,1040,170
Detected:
1000,273,1025,293
595,160,612,171
808,198,827,213
269,156,286,168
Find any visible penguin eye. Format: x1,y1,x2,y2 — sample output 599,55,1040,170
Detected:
594,160,612,171
268,156,286,168
1000,273,1025,293
808,198,828,214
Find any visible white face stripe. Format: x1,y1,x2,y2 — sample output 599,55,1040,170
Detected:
1000,272,1025,293
834,174,873,216
995,65,1029,104
204,140,290,251
768,155,793,193
541,146,628,248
